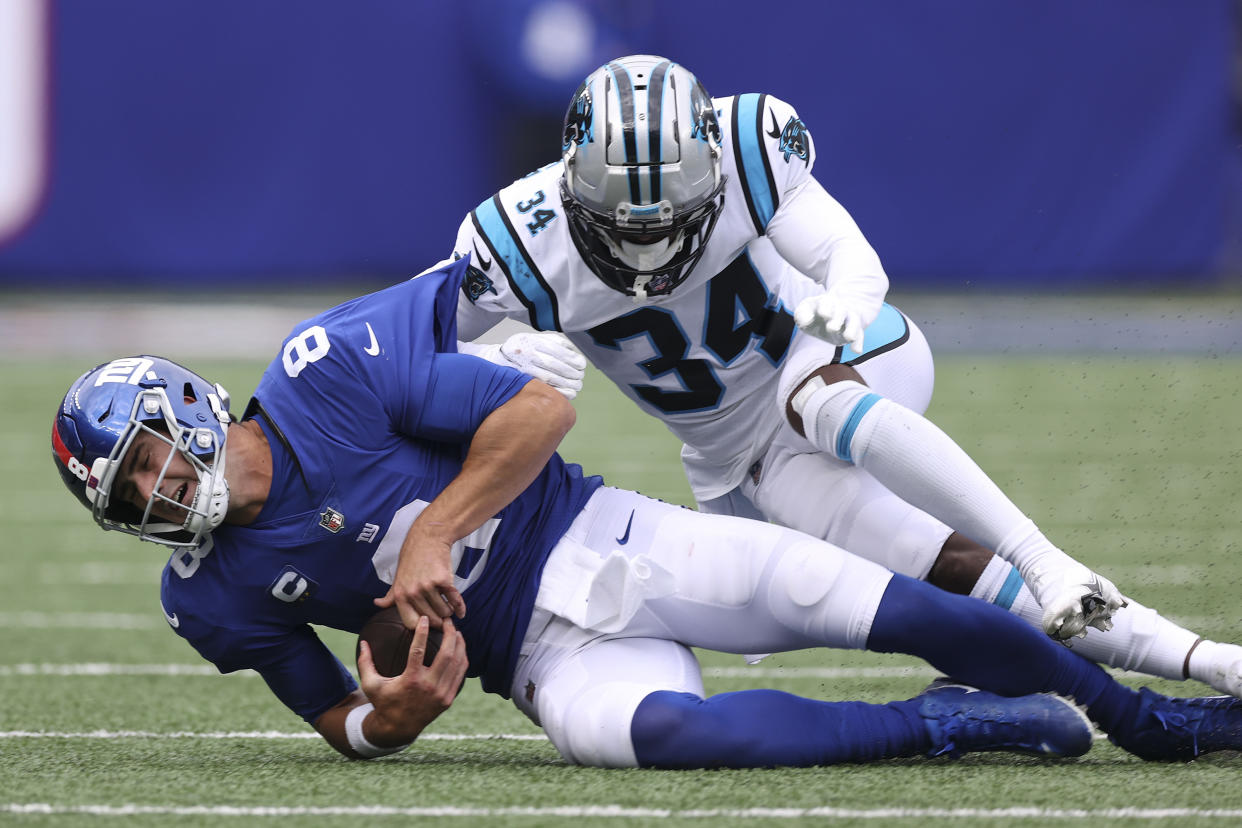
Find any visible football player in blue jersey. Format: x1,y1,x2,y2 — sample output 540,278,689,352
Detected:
52,257,1242,766
449,54,1242,697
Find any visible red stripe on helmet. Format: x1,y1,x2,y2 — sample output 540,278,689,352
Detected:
51,418,75,467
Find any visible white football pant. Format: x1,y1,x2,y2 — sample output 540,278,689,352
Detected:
510,486,895,767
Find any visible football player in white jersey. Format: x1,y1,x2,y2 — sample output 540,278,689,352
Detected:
448,55,1242,697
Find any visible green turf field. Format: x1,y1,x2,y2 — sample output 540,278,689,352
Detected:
3,353,1241,827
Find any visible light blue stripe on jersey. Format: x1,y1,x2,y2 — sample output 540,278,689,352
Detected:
734,93,776,230
994,565,1025,610
835,393,882,463
839,303,907,361
474,197,557,331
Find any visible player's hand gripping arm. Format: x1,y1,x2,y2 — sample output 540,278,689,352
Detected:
314,617,468,759
376,379,576,629
452,273,587,400
459,332,587,400
766,180,889,353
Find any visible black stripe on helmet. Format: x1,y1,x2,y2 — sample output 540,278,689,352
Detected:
646,59,672,204
608,61,641,203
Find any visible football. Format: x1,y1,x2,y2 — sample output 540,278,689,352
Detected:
355,606,443,677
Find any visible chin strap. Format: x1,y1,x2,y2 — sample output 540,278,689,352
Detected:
631,273,652,302
184,431,230,535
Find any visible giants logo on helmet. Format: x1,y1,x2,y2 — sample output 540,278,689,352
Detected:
94,357,156,387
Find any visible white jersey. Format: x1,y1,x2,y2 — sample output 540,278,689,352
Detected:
452,94,887,499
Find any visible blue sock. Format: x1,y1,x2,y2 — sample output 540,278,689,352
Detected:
868,573,1140,732
631,689,930,769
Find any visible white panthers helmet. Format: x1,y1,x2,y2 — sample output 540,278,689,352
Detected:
561,55,726,299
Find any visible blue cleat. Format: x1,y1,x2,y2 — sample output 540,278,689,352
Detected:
1109,688,1242,761
917,683,1093,759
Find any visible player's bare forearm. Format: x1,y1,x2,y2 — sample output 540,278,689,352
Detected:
315,690,384,759
315,619,468,759
424,378,574,540
383,379,576,626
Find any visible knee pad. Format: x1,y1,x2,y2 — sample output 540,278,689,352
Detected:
764,536,888,649
552,680,653,768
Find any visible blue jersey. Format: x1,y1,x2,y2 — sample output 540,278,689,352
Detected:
158,259,603,722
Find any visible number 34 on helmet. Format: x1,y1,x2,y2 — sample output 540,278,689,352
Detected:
560,54,727,301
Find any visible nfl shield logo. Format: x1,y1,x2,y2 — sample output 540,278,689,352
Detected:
319,507,346,533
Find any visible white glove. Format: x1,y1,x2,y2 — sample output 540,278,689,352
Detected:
1028,563,1127,641
794,291,866,353
495,332,586,400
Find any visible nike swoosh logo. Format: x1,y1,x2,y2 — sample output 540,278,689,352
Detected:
766,109,781,139
616,510,635,545
363,322,381,356
160,601,179,628
472,240,493,270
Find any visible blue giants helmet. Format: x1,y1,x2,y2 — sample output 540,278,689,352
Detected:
51,356,233,548
560,55,726,300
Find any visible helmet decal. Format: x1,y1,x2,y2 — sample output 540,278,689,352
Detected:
92,356,157,387
562,83,593,151
689,82,721,145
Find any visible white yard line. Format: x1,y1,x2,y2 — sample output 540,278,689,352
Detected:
0,612,163,630
5,804,1242,820
0,730,545,741
0,663,221,676
0,728,1110,744
0,662,1181,690
1,609,1228,636
0,663,942,679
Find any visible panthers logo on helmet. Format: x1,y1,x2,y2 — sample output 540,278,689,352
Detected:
562,85,593,150
778,116,810,165
689,84,721,145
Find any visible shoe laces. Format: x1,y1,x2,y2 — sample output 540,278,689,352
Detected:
931,708,1025,758
1135,688,1242,759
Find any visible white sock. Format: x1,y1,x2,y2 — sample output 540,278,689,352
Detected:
1006,578,1198,681
1187,639,1242,696
801,380,1048,560
1063,598,1200,679
972,555,1200,683
798,380,1215,686
968,555,1026,609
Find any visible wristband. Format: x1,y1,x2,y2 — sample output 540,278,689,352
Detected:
344,703,410,759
